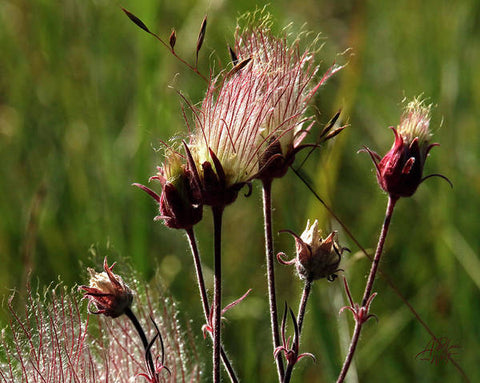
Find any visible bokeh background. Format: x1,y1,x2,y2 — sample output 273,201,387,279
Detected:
1,0,478,381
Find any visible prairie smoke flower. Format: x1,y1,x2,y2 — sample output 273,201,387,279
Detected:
279,220,344,282
80,258,133,318
185,63,271,207
234,21,343,180
134,149,203,229
363,98,449,199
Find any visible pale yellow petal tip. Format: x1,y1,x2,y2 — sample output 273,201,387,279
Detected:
398,97,433,144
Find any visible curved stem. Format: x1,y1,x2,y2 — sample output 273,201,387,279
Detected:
336,195,398,383
125,307,156,382
262,179,285,382
185,228,238,383
212,206,224,383
283,279,312,383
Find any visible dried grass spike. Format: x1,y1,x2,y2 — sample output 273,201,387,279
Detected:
122,8,150,33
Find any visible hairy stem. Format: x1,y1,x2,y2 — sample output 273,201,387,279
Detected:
262,179,285,381
283,279,312,383
125,307,156,383
297,279,312,335
212,206,224,383
361,196,397,306
336,195,398,383
336,321,361,383
185,227,238,383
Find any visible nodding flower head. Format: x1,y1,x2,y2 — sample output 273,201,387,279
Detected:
80,258,133,318
278,220,345,282
233,17,343,181
134,148,203,230
363,98,448,199
185,63,271,207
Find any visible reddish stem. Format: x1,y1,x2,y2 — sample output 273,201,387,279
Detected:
185,228,238,383
262,179,285,381
297,279,312,335
283,279,312,383
336,195,398,383
212,206,224,383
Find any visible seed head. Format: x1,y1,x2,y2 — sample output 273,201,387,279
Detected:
234,19,342,180
186,65,271,206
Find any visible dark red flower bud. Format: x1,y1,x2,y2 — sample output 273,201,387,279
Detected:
134,151,203,230
158,179,202,229
364,99,441,199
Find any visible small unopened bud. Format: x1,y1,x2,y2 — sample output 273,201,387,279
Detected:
134,149,203,229
80,258,133,318
195,16,207,66
197,16,207,53
169,29,176,51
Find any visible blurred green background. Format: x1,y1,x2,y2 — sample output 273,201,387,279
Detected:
1,0,478,381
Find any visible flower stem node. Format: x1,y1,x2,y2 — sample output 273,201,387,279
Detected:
79,257,133,318
362,98,451,199
274,303,316,369
202,289,252,339
278,220,345,282
339,278,378,325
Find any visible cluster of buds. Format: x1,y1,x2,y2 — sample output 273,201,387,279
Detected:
278,219,346,282
135,14,344,220
363,98,450,199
